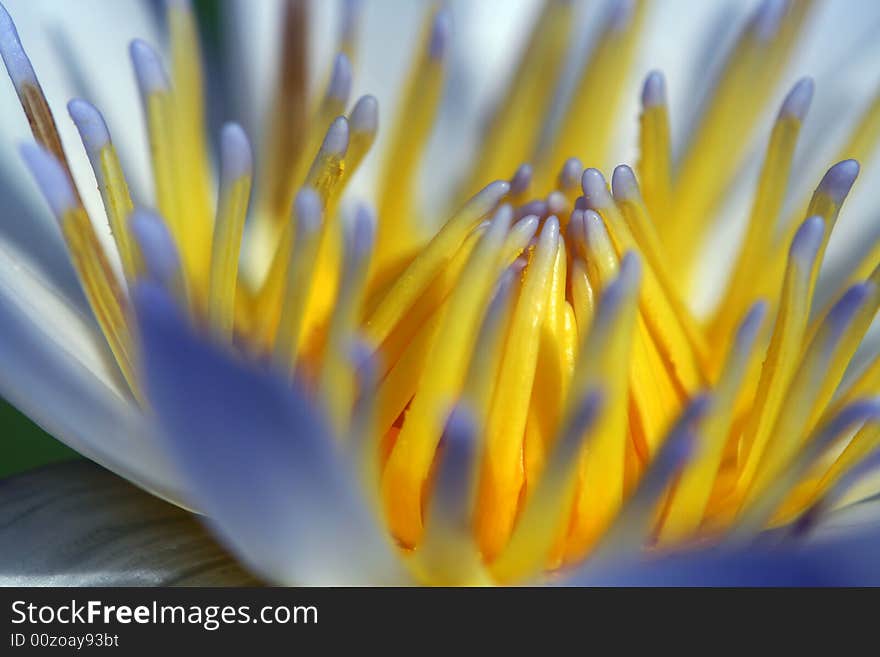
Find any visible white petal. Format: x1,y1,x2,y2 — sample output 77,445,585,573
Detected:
0,241,190,507
136,282,408,585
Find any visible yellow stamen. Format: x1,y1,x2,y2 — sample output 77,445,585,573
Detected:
670,0,813,283
561,252,642,562
383,207,515,548
637,72,672,228
273,190,324,371
465,0,575,191
476,217,560,560
366,181,509,347
375,8,450,271
709,79,811,354
167,0,215,296
318,207,375,437
735,216,825,496
658,303,767,544
535,0,645,186
208,125,252,340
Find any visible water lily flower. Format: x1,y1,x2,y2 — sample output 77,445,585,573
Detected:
1,0,880,586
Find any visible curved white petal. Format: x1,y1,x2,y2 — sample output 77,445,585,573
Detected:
136,282,409,586
0,242,190,507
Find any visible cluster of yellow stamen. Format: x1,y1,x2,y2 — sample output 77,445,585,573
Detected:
3,0,880,586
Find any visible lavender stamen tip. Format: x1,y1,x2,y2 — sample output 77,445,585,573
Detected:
641,70,666,108
581,168,612,209
0,1,37,91
294,188,323,235
328,52,353,103
345,202,377,260
509,163,533,195
611,164,640,201
429,8,452,60
220,122,252,185
350,95,379,135
68,99,111,152
559,157,583,189
322,116,350,157
130,39,169,94
790,215,825,263
779,77,814,121
817,159,860,203
130,209,180,284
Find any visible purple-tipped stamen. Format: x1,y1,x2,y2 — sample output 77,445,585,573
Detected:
429,8,452,60
789,215,825,264
293,188,323,237
611,164,640,202
321,116,350,158
130,39,170,96
641,70,666,109
735,301,768,349
344,202,377,262
219,122,253,186
753,0,788,42
0,1,37,91
581,168,614,210
19,143,77,219
509,163,533,196
130,209,181,288
558,158,583,191
816,159,860,204
350,95,379,135
779,77,814,121
327,52,352,104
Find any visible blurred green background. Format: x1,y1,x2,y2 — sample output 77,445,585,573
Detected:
1,398,78,478
1,1,224,480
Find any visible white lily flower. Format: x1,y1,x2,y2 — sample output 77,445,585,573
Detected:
1,0,880,586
